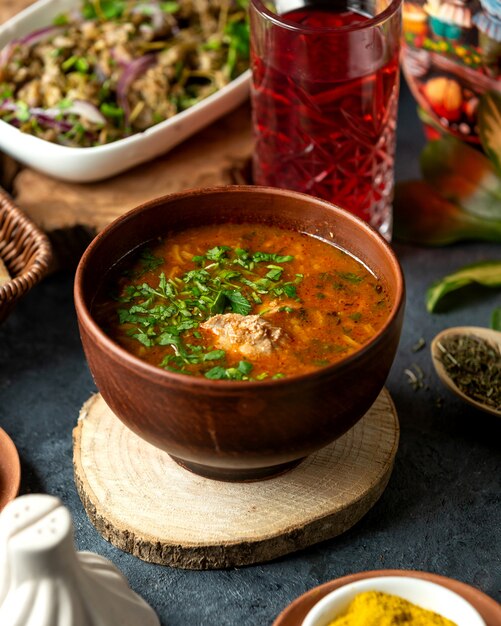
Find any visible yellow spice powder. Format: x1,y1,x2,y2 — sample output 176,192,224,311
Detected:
328,591,458,626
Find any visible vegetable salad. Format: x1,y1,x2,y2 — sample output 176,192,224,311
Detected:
0,0,249,147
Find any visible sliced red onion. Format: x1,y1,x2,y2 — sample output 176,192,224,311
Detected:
32,102,104,125
65,100,106,125
117,54,157,119
1,98,105,126
0,100,17,113
0,26,63,69
18,25,64,47
0,43,13,69
1,101,77,133
34,113,74,132
152,7,167,31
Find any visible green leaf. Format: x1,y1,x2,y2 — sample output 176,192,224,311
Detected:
337,272,363,284
15,101,30,122
204,366,227,380
57,98,73,110
100,102,124,119
282,284,297,298
224,290,252,315
0,85,13,99
160,1,179,13
52,13,68,25
478,90,501,176
225,21,250,57
252,251,294,264
420,136,501,221
158,332,182,348
75,57,90,73
491,307,501,331
237,360,253,375
265,265,284,281
133,332,153,347
203,350,226,361
206,246,230,261
209,291,226,314
393,181,501,246
426,261,501,313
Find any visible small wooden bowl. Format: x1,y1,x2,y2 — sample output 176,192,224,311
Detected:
0,428,20,511
0,187,53,323
431,326,501,418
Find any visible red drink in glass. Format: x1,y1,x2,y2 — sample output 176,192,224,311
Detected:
250,0,402,239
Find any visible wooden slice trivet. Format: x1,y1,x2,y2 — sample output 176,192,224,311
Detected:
73,389,399,570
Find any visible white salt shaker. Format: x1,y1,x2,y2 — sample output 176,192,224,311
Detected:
0,494,160,626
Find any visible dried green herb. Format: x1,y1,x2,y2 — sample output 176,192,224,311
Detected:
412,337,426,352
436,334,501,411
404,364,427,391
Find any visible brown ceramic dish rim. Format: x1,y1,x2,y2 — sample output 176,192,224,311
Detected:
272,569,501,626
74,185,405,390
0,427,21,511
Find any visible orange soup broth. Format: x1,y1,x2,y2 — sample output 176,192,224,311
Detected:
95,223,392,379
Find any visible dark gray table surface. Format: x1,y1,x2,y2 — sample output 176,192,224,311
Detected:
1,83,500,626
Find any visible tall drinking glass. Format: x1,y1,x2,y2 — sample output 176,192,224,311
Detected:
250,0,402,239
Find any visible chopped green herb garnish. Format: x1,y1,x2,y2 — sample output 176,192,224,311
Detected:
15,102,30,123
82,0,126,20
53,14,69,25
115,243,301,377
224,290,252,315
100,102,125,119
203,350,226,361
0,85,13,99
338,272,363,284
204,361,253,380
265,265,284,281
160,1,180,12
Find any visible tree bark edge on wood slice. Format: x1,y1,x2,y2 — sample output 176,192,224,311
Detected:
73,390,399,570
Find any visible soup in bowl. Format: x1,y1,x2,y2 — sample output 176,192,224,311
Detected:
74,186,405,481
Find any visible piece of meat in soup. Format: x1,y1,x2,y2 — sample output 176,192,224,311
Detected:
201,314,286,358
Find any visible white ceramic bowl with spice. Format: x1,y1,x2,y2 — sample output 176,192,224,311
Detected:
301,576,486,626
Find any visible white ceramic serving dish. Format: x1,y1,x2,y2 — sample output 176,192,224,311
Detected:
0,0,250,182
302,576,486,626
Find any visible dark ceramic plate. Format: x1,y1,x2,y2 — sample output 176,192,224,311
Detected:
273,569,501,626
0,427,20,511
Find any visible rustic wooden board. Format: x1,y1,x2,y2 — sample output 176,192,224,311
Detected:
0,0,33,23
73,389,399,570
13,104,253,234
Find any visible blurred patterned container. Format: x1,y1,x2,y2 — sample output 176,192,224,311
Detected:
402,0,501,143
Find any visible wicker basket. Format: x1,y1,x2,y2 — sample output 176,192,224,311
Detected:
0,188,52,323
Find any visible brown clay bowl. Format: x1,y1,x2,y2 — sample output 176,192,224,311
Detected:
273,570,501,626
74,186,405,481
0,427,21,511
